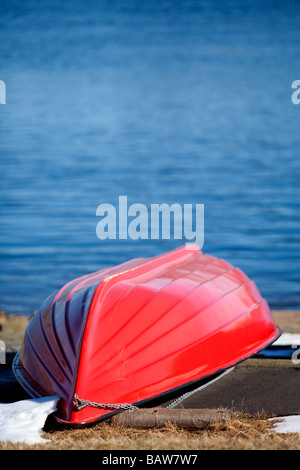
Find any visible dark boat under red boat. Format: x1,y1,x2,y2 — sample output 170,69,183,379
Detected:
13,245,281,425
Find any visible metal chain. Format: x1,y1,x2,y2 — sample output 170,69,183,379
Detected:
166,367,235,408
74,367,234,412
73,393,139,411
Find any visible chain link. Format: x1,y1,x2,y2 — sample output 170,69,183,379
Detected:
73,393,139,411
166,367,235,408
74,367,234,412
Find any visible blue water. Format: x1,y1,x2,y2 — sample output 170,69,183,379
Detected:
0,0,299,315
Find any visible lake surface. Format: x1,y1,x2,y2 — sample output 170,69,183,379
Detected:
0,0,299,315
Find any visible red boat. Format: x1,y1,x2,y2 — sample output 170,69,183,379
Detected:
13,245,280,425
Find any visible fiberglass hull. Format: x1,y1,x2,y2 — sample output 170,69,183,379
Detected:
13,245,281,424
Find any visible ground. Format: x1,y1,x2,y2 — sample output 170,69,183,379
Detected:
0,310,300,450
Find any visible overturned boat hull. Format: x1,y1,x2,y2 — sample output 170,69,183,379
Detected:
13,245,281,425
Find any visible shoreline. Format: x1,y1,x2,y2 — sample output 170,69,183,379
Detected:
1,309,300,352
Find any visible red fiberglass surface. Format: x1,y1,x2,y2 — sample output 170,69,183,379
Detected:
13,245,281,425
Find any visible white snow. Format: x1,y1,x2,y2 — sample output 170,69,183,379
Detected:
0,396,59,444
270,415,300,434
273,333,300,347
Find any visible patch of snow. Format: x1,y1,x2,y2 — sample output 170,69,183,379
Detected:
270,415,300,434
0,396,59,444
273,333,300,347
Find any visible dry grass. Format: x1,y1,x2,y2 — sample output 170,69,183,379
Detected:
0,311,30,352
273,310,300,334
1,412,300,450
